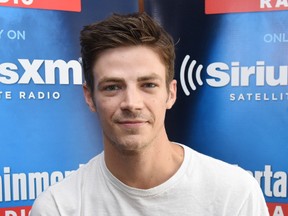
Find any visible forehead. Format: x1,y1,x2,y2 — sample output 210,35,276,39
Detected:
92,46,166,82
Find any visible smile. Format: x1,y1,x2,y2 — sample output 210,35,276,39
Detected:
116,120,148,128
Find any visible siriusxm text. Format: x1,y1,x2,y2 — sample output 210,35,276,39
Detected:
0,59,82,85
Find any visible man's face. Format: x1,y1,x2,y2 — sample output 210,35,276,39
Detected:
83,45,177,153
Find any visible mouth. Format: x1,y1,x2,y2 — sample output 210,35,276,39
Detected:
116,119,148,128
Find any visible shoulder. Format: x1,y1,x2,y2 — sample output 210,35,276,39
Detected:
30,153,103,215
30,189,60,216
180,144,268,215
48,153,102,194
183,144,255,185
181,144,262,200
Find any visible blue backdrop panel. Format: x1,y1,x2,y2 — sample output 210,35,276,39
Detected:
0,0,138,213
145,0,288,214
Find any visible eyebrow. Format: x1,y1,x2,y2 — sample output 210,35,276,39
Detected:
97,73,163,87
137,73,163,82
97,77,124,86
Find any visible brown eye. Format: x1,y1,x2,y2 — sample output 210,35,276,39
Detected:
143,83,157,88
103,85,121,91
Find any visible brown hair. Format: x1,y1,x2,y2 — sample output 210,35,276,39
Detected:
80,12,175,92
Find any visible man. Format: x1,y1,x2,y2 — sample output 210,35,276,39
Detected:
30,12,269,215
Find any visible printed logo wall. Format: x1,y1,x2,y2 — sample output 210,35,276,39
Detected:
0,0,138,215
145,0,288,215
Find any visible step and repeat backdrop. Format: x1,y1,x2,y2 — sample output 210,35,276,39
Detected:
1,0,287,215
144,0,288,215
0,0,138,215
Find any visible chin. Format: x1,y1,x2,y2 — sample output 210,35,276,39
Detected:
112,139,149,155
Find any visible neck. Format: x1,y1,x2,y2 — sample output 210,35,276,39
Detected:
104,138,184,189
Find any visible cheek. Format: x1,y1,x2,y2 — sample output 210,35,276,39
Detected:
94,98,119,119
149,98,168,118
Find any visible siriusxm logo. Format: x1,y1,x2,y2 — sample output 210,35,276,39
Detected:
0,59,82,85
180,55,288,96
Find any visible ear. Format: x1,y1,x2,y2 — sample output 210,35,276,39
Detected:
83,83,97,112
166,79,177,109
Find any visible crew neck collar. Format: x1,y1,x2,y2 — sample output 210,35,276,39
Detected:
100,143,191,197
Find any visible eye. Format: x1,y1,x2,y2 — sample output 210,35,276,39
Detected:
103,85,121,91
143,83,157,88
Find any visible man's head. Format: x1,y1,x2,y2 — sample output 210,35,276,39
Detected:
80,12,175,93
80,13,177,152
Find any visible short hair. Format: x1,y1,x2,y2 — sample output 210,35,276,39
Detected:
80,12,175,92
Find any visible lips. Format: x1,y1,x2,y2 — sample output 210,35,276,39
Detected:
113,112,152,128
118,120,147,124
116,119,148,128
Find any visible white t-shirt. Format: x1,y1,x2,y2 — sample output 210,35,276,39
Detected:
30,144,269,216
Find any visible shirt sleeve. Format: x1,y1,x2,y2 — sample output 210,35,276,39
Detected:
30,190,61,216
238,180,269,216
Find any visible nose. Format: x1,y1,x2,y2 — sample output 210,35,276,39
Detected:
120,87,143,111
